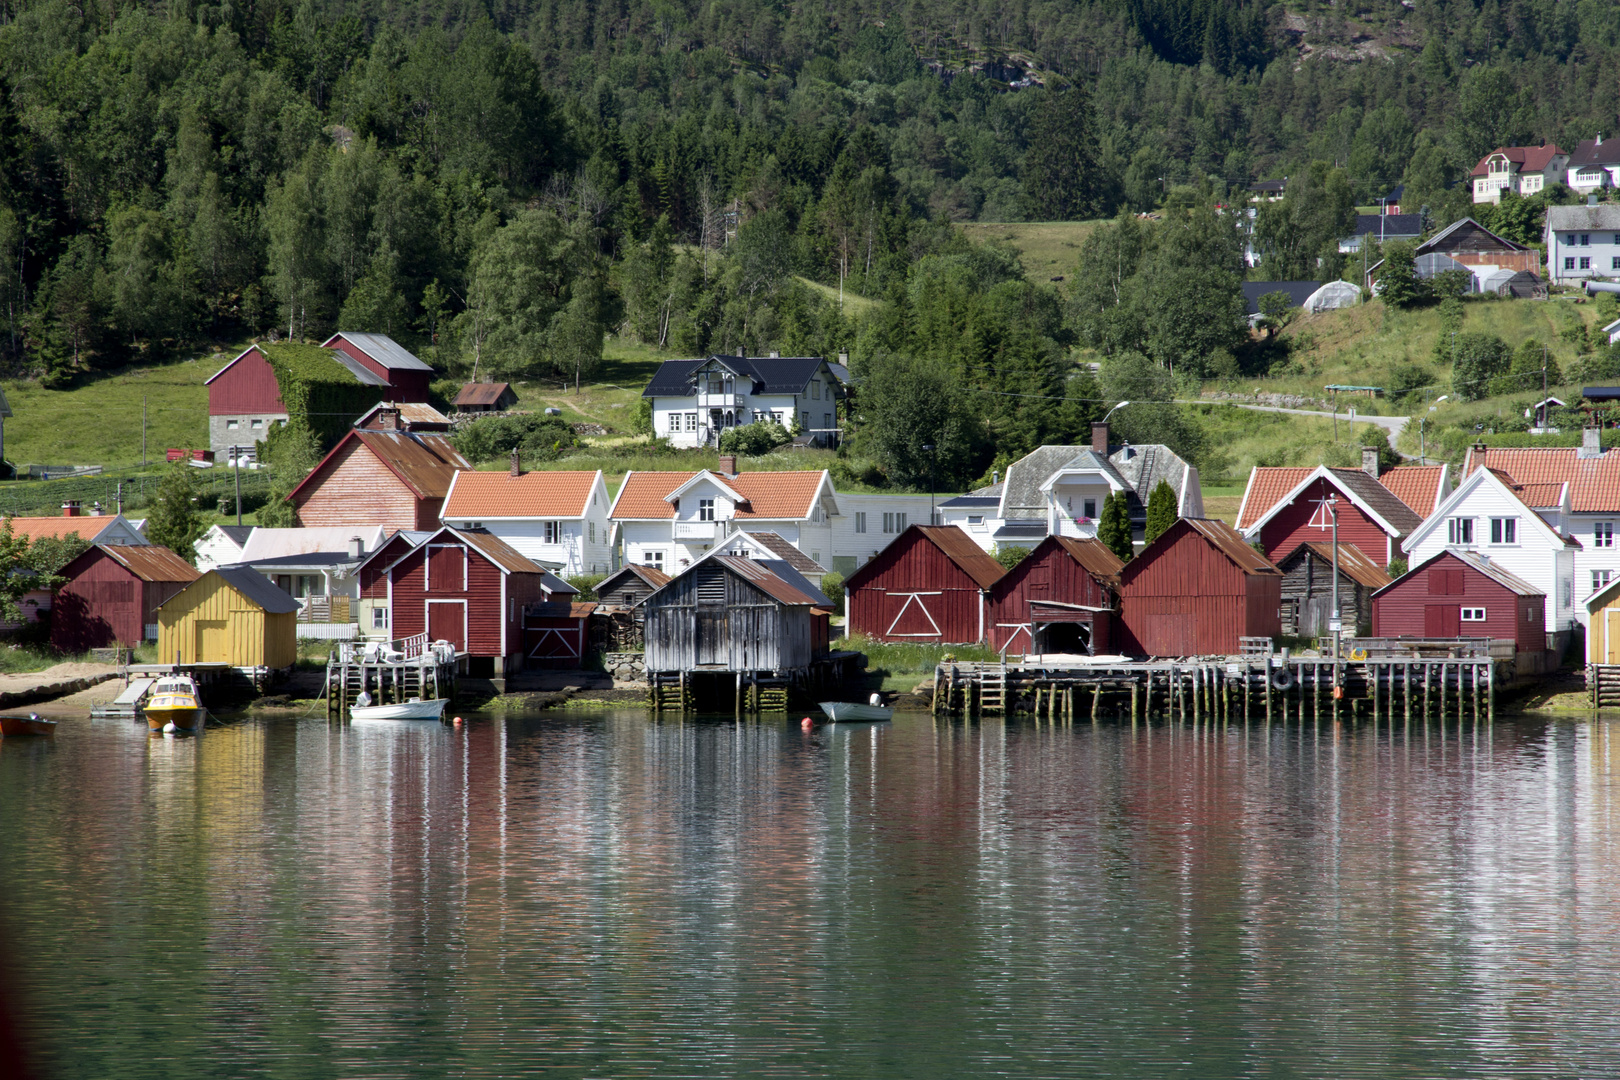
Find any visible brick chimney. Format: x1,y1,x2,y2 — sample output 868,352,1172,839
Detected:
1091,421,1109,454
1580,424,1604,459
61,501,79,518
718,453,738,476
1361,445,1380,477
510,447,522,477
377,406,400,431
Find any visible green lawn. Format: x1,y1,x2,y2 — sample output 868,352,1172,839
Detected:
955,220,1105,283
793,276,883,318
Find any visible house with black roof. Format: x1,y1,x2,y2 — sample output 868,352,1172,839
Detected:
642,354,851,448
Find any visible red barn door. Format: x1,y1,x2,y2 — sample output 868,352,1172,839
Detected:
886,592,943,638
428,600,467,651
1424,604,1460,637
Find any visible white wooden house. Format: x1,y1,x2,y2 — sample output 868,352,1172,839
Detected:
1402,465,1578,652
642,354,849,448
440,467,613,575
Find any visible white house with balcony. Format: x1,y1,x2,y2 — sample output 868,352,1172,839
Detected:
642,354,850,448
1566,136,1620,193
1470,143,1567,204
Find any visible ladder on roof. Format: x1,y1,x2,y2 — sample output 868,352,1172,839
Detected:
1134,446,1157,494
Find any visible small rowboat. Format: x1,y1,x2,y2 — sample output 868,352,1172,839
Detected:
819,701,894,722
350,698,450,722
0,713,57,737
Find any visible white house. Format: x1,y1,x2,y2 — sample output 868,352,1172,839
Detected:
1402,465,1578,649
1566,136,1620,193
938,423,1202,553
194,524,254,571
704,529,832,587
232,525,391,607
1544,204,1620,284
440,467,613,575
1471,143,1567,204
642,354,850,448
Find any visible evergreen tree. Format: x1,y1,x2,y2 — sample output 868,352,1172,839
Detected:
1098,490,1132,561
146,464,205,563
257,423,324,528
1143,479,1178,545
1377,242,1424,309
1021,87,1107,221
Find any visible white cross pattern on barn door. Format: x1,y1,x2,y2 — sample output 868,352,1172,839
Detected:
886,592,943,637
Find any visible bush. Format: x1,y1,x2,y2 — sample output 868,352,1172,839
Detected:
1386,362,1434,402
994,544,1031,570
820,571,845,615
1450,332,1512,401
454,413,579,464
718,420,791,456
564,573,606,600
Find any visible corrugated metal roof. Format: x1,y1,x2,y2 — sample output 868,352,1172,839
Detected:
208,566,302,613
713,556,820,606
598,563,672,600
1050,536,1127,582
99,544,201,584
754,559,834,606
1183,518,1282,575
452,382,514,407
454,529,548,576
444,470,599,519
738,531,826,573
916,525,1008,590
1278,541,1392,590
352,431,469,498
329,350,388,386
330,332,434,371
1377,549,1542,599
355,401,453,429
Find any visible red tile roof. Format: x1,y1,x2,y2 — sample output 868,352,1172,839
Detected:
1470,144,1565,177
1378,465,1448,517
1237,465,1428,533
444,470,599,519
1236,468,1312,529
1462,446,1620,513
1,516,125,542
610,470,827,520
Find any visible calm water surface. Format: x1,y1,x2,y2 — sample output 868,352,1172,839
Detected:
4,709,1620,1078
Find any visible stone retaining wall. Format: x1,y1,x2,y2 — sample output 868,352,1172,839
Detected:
603,652,647,685
0,672,120,709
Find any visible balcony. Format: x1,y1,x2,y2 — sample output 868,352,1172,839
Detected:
696,392,739,408
675,521,718,540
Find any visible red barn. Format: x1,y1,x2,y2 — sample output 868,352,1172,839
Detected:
844,525,1005,644
321,332,433,403
988,536,1123,655
286,427,470,530
51,545,200,652
1372,549,1545,653
1118,518,1283,657
1236,463,1430,568
360,526,578,684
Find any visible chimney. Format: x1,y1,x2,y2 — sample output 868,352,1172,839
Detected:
378,406,400,431
61,501,79,518
510,447,522,477
992,470,999,486
90,501,104,516
768,351,779,358
718,453,737,476
1091,421,1109,454
1580,425,1604,459
348,536,364,559
1361,446,1380,478
838,352,849,364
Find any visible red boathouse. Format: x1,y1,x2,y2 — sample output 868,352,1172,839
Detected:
844,525,1006,644
1118,518,1283,657
987,535,1123,654
1371,549,1545,654
51,544,200,652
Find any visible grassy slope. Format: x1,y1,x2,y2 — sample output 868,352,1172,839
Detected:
956,220,1104,282
4,355,217,467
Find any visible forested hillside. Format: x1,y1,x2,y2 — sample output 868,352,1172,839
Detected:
5,0,1620,487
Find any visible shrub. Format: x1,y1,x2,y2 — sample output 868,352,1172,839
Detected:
1386,362,1434,402
718,420,790,456
820,571,845,615
993,544,1030,570
454,413,579,464
564,573,606,600
1450,332,1512,401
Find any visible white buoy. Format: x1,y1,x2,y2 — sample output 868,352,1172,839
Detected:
163,722,177,734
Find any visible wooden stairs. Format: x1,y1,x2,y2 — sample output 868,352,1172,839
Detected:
1593,665,1620,709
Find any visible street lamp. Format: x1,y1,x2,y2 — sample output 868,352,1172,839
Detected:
1101,401,1132,425
922,443,937,524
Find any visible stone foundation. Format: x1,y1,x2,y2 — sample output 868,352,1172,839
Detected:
604,651,647,685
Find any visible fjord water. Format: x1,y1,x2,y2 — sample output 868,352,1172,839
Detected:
5,711,1620,1079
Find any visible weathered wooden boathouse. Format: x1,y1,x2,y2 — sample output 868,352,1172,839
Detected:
1276,541,1392,638
1118,518,1282,657
844,525,1005,644
52,544,199,652
988,535,1122,654
1372,549,1548,673
593,563,671,650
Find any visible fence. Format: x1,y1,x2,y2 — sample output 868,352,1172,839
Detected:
0,464,279,518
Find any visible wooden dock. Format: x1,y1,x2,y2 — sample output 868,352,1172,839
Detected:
648,650,864,716
325,634,459,719
934,643,1506,727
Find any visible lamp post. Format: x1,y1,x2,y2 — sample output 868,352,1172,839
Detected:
922,443,937,525
1328,493,1341,663
1102,400,1132,425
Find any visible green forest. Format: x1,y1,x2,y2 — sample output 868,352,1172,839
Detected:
5,0,1620,485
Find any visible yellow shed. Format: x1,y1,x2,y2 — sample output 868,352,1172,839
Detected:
157,566,300,670
1588,576,1620,665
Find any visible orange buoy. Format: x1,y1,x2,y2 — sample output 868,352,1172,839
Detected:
453,716,464,726
801,717,814,730
1331,686,1344,700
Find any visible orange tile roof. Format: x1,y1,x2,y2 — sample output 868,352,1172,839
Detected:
1463,447,1620,513
1511,482,1566,507
1235,468,1312,529
1378,465,1447,516
444,471,598,519
611,470,826,520
1,516,124,542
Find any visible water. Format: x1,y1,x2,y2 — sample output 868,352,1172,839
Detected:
5,709,1620,1078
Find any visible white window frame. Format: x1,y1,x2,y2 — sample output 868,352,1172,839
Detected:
1596,522,1614,548
1461,607,1487,622
1489,517,1517,545
699,498,715,522
1594,569,1613,593
643,550,664,570
855,512,867,534
372,606,389,629
1447,517,1474,544
545,521,562,545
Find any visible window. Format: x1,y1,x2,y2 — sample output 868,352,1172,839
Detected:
811,551,820,564
226,419,239,430
855,512,867,533
589,522,596,543
1489,517,1517,544
1613,234,1620,245
643,551,664,570
372,606,389,630
1595,569,1613,593
464,521,482,530
684,412,698,432
1582,233,1592,246
1612,257,1620,270
968,515,984,525
251,418,263,428
545,521,562,544
1581,257,1592,270
1461,608,1487,621
699,498,715,521
883,512,907,533
1597,522,1614,547
811,381,820,400
802,411,811,430
1083,499,1097,519
1447,517,1475,544
1566,257,1576,270
824,412,832,431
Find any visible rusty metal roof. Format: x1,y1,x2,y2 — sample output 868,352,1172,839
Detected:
738,531,826,573
1377,549,1542,599
1182,518,1282,575
454,528,547,576
1277,542,1392,590
713,555,821,606
98,544,201,584
916,525,1008,590
1050,535,1127,582
452,382,514,407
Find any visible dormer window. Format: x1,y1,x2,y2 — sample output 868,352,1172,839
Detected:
1490,157,1508,174
699,498,715,521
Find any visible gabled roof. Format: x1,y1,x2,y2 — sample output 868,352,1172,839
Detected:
1587,572,1620,613
1050,535,1127,582
843,524,1006,591
1348,214,1423,238
1374,549,1542,600
609,470,830,521
354,401,453,430
597,563,672,602
324,332,434,371
329,351,388,386
240,526,389,562
1418,217,1526,254
209,525,255,547
640,355,845,398
712,556,822,606
1470,144,1565,176
1122,518,1279,585
1003,443,1198,523
452,382,514,407
190,566,302,614
1545,204,1620,232
1567,137,1620,170
1403,465,1579,553
1276,541,1392,590
666,469,747,506
1236,466,1422,538
724,530,827,574
0,515,134,543
442,470,601,520
288,430,470,504
1461,445,1620,513
85,544,201,584
377,525,577,590
1378,465,1450,517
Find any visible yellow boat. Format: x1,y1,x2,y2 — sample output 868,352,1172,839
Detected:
144,675,204,733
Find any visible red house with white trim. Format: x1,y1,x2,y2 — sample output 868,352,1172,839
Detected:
1237,461,1449,567
844,525,1005,644
1371,549,1545,654
987,535,1122,655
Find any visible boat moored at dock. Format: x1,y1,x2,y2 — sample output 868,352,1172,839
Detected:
144,675,204,732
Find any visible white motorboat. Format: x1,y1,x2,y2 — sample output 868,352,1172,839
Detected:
819,701,894,722
349,697,450,722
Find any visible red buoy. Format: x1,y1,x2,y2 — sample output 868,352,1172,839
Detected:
801,717,814,730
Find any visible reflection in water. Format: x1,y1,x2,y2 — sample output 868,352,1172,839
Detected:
5,712,1620,1078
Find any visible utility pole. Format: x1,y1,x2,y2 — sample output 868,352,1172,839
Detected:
142,396,147,467
1329,494,1341,663
116,480,122,516
232,445,242,526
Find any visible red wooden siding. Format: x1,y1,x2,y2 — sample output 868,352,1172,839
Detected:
208,348,286,416
988,541,1115,652
337,340,430,401
1119,524,1282,656
293,440,431,530
1258,478,1393,566
359,535,417,599
1372,553,1545,653
387,538,551,660
51,552,189,651
846,532,988,643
